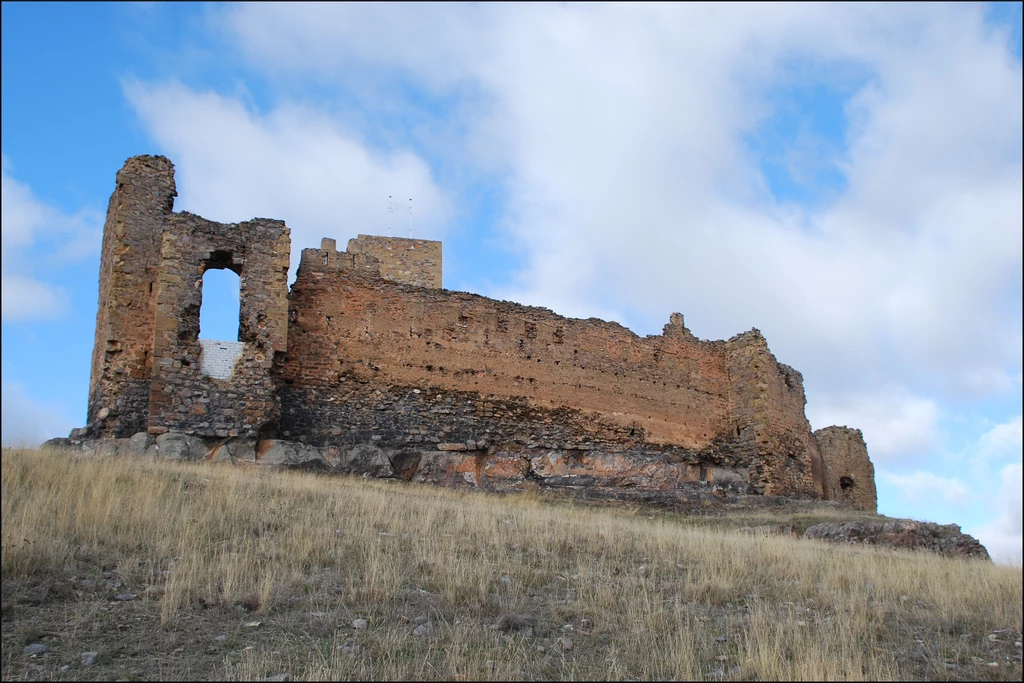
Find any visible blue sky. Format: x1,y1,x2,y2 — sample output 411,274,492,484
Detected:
2,2,1021,563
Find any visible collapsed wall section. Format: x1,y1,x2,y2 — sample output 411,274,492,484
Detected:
814,426,877,511
88,155,176,438
147,213,290,438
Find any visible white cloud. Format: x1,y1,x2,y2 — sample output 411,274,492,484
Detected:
974,415,1023,463
969,462,1023,565
0,380,74,447
1,154,100,321
877,469,970,506
214,3,1022,415
123,81,453,282
807,387,940,462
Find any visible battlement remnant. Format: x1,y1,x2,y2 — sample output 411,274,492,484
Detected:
79,155,877,511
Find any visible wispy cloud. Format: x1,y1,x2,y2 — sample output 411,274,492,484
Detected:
973,415,1023,464
213,3,1021,405
1,154,101,321
878,469,971,506
969,462,1023,565
0,379,74,446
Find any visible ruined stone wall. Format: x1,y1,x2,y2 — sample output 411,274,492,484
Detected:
282,242,732,450
88,156,176,438
346,234,441,288
147,213,290,438
723,332,825,498
82,155,872,504
814,426,877,511
275,240,825,499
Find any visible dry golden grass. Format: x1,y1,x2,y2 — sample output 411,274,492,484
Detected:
2,446,1021,681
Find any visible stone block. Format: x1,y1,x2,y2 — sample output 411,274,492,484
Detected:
227,438,257,462
129,432,155,455
155,432,205,460
255,439,329,469
336,443,393,478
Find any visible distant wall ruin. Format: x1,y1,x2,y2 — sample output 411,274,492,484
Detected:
82,155,876,510
814,426,877,511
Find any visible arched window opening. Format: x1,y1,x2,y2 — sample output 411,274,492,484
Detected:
198,266,243,380
199,268,241,342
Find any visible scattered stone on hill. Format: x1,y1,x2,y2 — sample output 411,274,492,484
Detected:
114,592,136,601
804,520,991,560
80,652,100,666
493,613,533,633
24,643,48,656
352,618,367,630
336,640,364,658
738,524,795,537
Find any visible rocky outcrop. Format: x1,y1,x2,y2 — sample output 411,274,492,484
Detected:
804,520,990,560
39,434,989,561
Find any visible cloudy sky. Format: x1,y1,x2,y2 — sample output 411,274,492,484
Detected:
2,3,1020,563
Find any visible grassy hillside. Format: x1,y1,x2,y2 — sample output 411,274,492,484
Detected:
2,447,1021,681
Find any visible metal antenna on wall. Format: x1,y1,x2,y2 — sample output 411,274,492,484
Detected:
388,196,413,238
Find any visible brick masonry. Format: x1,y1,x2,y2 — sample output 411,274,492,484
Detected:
199,340,246,380
81,155,877,510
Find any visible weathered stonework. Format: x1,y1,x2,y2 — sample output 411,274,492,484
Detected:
80,155,878,511
345,234,441,289
813,426,877,511
147,212,289,438
88,155,176,438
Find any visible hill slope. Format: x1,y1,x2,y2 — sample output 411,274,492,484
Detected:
2,448,1020,681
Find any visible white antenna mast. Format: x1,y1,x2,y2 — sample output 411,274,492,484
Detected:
388,196,413,238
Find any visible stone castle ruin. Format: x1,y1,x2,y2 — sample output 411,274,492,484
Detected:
73,155,877,512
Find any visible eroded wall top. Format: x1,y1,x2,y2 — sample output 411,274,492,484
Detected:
346,234,441,288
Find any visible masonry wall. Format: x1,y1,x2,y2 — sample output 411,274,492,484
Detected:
346,234,442,288
275,241,825,498
282,243,732,448
814,426,877,511
723,332,825,497
82,155,870,504
88,155,176,438
147,213,290,438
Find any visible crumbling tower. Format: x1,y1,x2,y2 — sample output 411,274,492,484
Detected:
87,155,290,440
88,156,176,438
814,426,877,511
